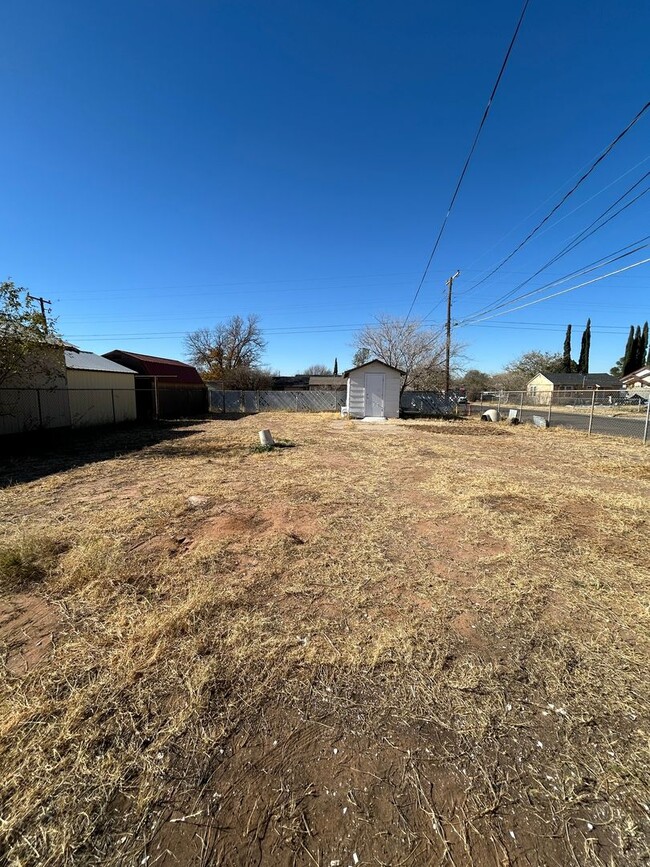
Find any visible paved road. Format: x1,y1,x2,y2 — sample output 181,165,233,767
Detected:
524,409,648,441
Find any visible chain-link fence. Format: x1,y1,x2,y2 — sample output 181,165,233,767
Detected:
208,388,347,414
474,388,650,443
208,387,470,417
400,391,469,417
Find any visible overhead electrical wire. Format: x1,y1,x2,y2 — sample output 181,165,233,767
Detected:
459,255,650,324
460,100,650,296
458,152,650,288
403,0,532,322
458,172,650,321
457,235,650,325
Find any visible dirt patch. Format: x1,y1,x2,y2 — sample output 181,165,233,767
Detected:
415,515,510,560
197,504,320,545
480,493,531,514
0,593,60,675
405,421,514,437
128,699,625,867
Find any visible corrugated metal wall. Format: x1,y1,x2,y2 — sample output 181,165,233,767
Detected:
67,370,137,426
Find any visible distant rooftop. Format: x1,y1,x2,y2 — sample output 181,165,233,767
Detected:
533,372,622,387
103,350,204,385
65,350,136,375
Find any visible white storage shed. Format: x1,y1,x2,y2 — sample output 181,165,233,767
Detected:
343,359,404,419
65,351,137,426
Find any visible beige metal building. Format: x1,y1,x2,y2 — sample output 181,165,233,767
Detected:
343,359,404,419
0,341,71,435
65,351,137,426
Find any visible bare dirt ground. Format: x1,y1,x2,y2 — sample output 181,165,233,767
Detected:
0,414,648,866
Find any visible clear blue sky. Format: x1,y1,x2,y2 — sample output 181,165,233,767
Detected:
2,0,649,374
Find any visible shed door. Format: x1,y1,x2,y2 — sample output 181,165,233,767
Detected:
364,373,385,417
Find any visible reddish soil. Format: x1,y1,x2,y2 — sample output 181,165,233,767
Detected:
0,593,60,676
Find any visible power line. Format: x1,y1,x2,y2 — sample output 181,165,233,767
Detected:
403,0,532,322
459,173,650,320
458,236,650,326
459,253,650,325
458,153,650,286
460,100,650,296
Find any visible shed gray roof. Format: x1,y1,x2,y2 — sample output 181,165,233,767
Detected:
343,358,406,377
65,350,136,375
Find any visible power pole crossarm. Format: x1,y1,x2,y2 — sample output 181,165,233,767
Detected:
444,270,460,394
26,293,52,333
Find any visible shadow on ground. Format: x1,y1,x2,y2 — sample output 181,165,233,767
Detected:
0,420,209,488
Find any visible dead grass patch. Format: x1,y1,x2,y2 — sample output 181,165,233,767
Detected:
0,413,648,866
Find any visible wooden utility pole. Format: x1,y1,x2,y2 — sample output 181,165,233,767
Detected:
444,270,460,394
26,293,51,333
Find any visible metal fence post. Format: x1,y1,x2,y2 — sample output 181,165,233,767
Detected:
256,391,260,412
588,390,596,436
547,391,553,424
519,390,524,419
295,392,299,412
643,397,650,445
497,392,501,415
479,393,484,413
36,389,43,428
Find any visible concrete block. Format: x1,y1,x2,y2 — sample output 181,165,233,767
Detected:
532,415,549,429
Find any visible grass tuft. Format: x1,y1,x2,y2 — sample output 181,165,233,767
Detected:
0,534,65,594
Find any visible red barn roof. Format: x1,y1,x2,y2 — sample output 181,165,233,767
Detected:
103,350,204,385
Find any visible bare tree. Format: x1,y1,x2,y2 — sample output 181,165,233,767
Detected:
496,349,564,390
300,364,332,375
185,315,267,385
353,315,460,393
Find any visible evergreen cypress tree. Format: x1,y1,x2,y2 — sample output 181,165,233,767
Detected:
333,357,338,376
622,326,635,375
577,319,591,374
633,325,642,370
639,320,650,367
562,324,572,372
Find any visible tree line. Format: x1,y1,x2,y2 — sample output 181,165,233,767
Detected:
184,312,650,395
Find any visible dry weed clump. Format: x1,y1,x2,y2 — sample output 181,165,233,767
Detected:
0,534,66,595
0,413,648,866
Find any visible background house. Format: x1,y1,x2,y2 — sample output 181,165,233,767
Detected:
65,351,137,426
309,375,345,390
621,365,650,390
527,372,623,404
344,359,404,419
103,350,207,419
271,375,310,390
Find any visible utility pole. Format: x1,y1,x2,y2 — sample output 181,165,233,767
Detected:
444,270,460,394
26,293,51,333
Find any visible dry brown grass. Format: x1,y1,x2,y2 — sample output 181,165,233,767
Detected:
0,414,648,866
